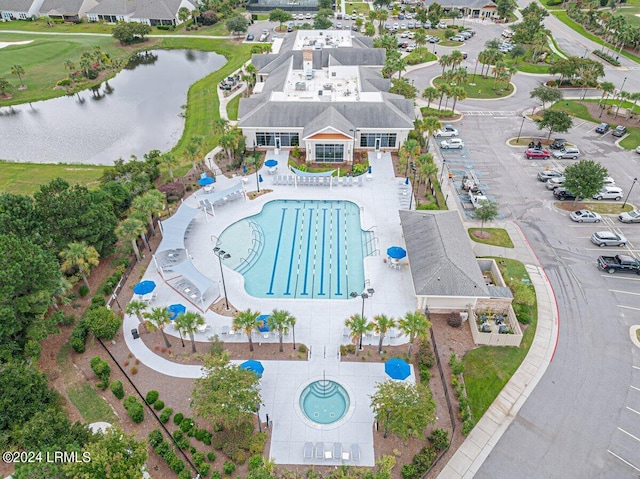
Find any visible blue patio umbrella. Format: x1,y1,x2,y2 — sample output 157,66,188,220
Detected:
167,304,186,321
259,174,263,183
385,358,411,380
240,359,264,376
386,246,407,260
198,176,214,186
256,314,270,332
133,280,156,295
264,159,278,168
404,177,409,185
368,165,372,174
243,164,248,174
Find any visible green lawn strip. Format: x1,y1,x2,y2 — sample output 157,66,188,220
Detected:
551,11,640,65
0,161,106,194
617,8,640,27
67,382,120,424
0,19,114,33
433,75,512,99
467,228,514,248
405,47,437,65
345,2,371,12
158,38,252,165
619,128,640,149
0,33,144,106
226,94,241,120
440,40,463,47
555,201,635,214
463,257,537,421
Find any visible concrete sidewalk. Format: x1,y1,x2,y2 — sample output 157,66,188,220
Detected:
437,221,560,478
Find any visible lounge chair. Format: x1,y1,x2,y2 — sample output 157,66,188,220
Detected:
221,325,229,335
350,444,360,462
303,442,313,460
333,443,342,460
315,442,324,460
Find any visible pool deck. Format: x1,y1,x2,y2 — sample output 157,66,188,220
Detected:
124,151,419,466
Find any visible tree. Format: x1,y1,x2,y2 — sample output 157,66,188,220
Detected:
422,87,439,109
399,138,421,176
60,241,100,290
269,8,293,30
370,380,436,440
474,200,499,232
398,310,430,355
112,22,151,45
19,406,92,451
11,65,25,88
126,300,148,324
115,217,145,262
174,311,205,353
0,78,13,96
63,427,148,479
563,160,609,205
131,189,164,236
143,307,173,348
85,306,121,340
226,15,249,34
535,109,573,139
186,135,204,171
344,314,371,354
373,34,397,52
598,81,615,109
496,0,516,19
371,314,395,354
233,308,260,352
314,15,332,29
162,153,179,181
450,85,467,112
178,6,190,25
267,309,296,352
192,353,261,429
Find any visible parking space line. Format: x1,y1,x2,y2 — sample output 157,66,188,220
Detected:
608,450,640,472
634,366,640,370
609,290,640,296
632,385,640,392
601,276,640,282
627,406,640,416
618,427,640,443
619,306,640,311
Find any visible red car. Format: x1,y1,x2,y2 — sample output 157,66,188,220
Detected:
524,148,551,160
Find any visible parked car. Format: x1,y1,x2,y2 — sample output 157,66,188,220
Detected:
461,51,468,59
428,36,440,43
246,33,254,41
440,138,465,149
336,22,342,29
596,122,610,134
549,138,567,149
538,169,563,181
636,145,640,154
598,254,640,274
351,24,358,31
593,186,623,201
570,210,602,223
437,21,447,28
591,231,627,247
524,148,550,159
423,20,431,29
406,44,415,52
619,210,640,223
546,177,565,190
601,176,616,186
451,35,465,42
434,124,459,137
552,147,580,160
553,188,579,200
612,125,627,137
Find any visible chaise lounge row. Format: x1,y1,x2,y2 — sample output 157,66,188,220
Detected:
303,442,360,462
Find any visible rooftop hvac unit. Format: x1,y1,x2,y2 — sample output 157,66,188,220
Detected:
295,82,306,91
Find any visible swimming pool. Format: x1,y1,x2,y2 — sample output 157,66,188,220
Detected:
217,200,370,299
299,380,350,425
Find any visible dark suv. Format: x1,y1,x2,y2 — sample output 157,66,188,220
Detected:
553,188,579,201
612,125,627,137
596,122,610,134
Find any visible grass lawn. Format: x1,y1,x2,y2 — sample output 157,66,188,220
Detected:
467,228,514,248
433,75,513,99
463,258,537,421
0,32,141,106
419,105,461,120
554,201,634,214
405,47,437,65
0,161,106,194
440,40,463,47
620,128,640,150
0,18,114,34
345,1,371,12
618,8,640,27
549,100,594,123
226,93,241,120
67,383,120,424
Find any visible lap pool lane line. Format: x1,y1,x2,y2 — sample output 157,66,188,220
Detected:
335,205,343,297
267,208,287,296
318,207,328,296
301,207,314,296
284,206,301,296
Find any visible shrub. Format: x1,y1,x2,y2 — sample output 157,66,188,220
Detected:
78,285,90,297
232,450,246,465
207,451,217,462
447,311,462,328
159,407,173,423
130,366,138,375
57,78,72,86
180,417,194,432
193,451,206,467
85,306,121,340
178,469,192,479
449,353,464,376
248,455,264,471
198,464,211,477
211,471,222,479
90,295,106,307
298,344,308,353
340,344,356,355
90,356,110,389
148,429,164,448
145,390,159,404
174,412,184,425
110,380,124,399
70,319,89,353
417,338,435,369
401,463,419,479
123,395,144,423
248,432,267,455
592,48,620,66
429,429,450,451
223,461,236,475
158,182,185,203
462,419,475,435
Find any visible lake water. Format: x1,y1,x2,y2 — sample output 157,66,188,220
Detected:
0,49,226,165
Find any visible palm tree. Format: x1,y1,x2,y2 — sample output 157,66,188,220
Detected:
451,86,467,112
438,54,451,75
345,314,371,355
174,311,205,353
126,300,148,323
162,153,179,181
60,242,100,290
80,52,93,78
132,189,165,236
233,308,260,352
220,131,239,166
415,30,427,48
192,8,200,27
186,135,205,172
449,50,464,70
11,65,25,88
64,59,76,72
143,307,174,348
398,310,431,355
399,139,421,176
598,80,615,109
436,83,451,111
423,116,441,152
115,217,146,262
268,309,296,352
422,86,439,109
93,46,103,68
451,67,468,87
371,314,395,354
417,154,437,189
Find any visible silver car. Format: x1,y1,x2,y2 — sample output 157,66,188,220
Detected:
570,210,602,223
619,210,640,223
593,186,623,201
591,231,627,247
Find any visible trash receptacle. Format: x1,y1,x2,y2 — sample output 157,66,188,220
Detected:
131,328,139,339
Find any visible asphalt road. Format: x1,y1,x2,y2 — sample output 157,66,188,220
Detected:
431,96,640,476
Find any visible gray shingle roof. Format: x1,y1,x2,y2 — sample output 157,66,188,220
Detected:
0,0,37,11
302,106,354,138
87,0,136,15
40,0,85,15
399,210,489,297
131,0,182,21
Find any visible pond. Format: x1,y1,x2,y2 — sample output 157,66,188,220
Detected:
0,49,226,165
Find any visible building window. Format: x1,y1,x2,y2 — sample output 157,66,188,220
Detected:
360,133,397,148
315,144,344,163
255,132,299,147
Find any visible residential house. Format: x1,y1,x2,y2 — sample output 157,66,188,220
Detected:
39,0,98,22
0,0,45,20
86,0,195,25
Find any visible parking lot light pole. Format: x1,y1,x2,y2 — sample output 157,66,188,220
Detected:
622,177,637,209
213,247,231,311
517,115,526,143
